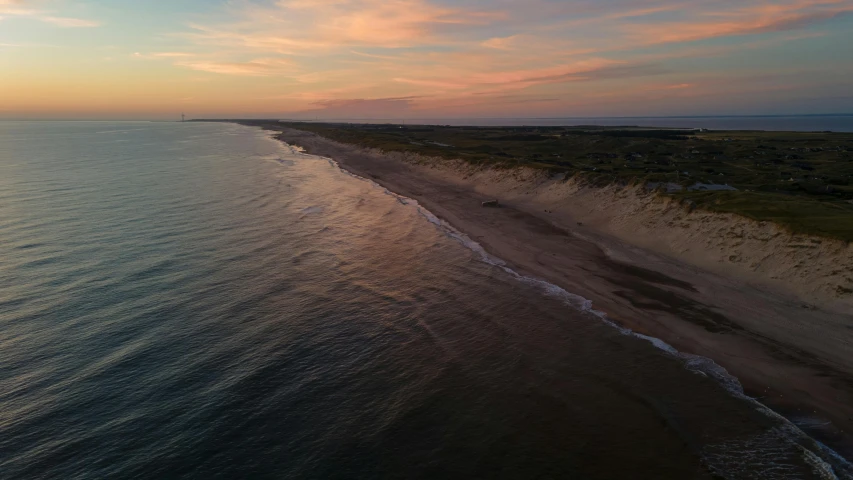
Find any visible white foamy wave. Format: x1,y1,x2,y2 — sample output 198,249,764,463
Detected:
703,426,842,480
413,207,508,268
510,269,600,313
417,208,442,226
262,130,306,156
312,153,508,269
301,206,324,215
632,332,679,355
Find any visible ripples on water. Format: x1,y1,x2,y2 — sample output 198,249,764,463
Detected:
0,121,850,479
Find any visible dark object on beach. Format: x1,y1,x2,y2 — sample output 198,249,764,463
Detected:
482,200,500,208
577,222,584,226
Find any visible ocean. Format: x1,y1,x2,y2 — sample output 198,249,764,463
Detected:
0,121,850,479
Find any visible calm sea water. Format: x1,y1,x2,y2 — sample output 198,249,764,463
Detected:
291,115,853,132
1,121,850,479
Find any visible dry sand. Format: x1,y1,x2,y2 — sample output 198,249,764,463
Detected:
269,126,853,458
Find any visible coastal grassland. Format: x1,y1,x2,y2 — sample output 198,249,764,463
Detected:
246,120,853,241
677,191,853,241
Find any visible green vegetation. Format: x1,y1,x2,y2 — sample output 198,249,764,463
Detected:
244,120,853,241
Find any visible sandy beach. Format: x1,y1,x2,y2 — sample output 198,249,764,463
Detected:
262,124,853,459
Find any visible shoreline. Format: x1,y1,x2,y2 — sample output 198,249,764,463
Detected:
255,123,853,461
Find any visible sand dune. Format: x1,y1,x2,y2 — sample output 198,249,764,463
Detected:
427,163,853,309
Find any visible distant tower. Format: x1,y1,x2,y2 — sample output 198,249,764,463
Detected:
181,113,185,123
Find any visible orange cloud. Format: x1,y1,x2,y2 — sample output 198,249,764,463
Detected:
39,15,99,27
174,58,295,76
0,0,100,27
623,0,853,44
184,0,502,54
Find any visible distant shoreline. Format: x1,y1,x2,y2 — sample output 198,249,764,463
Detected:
190,114,853,133
235,120,853,461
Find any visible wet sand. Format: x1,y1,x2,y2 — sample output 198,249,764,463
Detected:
260,124,853,460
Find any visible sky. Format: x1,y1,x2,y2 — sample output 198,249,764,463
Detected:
1,0,852,120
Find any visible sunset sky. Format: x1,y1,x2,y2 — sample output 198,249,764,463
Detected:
1,0,852,120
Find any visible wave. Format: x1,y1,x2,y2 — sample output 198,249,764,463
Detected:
300,206,325,216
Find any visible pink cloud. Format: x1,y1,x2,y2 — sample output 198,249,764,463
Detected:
174,58,295,76
623,0,853,44
39,15,99,27
184,0,503,54
292,96,421,117
0,0,100,27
